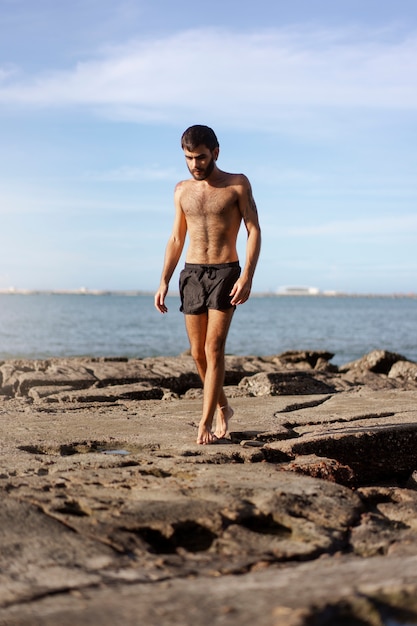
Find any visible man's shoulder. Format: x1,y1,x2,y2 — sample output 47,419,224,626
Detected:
225,171,251,191
220,169,248,182
219,171,250,187
174,179,192,194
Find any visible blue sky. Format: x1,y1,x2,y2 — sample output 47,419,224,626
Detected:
1,0,416,294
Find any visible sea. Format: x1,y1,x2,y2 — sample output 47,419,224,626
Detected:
0,294,416,366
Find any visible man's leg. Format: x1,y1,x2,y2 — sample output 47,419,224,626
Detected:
185,308,234,444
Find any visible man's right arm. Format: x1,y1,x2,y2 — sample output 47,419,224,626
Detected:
154,186,187,313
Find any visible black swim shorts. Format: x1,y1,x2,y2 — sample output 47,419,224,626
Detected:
179,262,241,314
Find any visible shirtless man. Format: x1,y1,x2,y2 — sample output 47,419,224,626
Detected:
154,125,261,444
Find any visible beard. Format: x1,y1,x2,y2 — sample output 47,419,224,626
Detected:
190,155,215,180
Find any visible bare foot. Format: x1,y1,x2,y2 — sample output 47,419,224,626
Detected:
197,424,218,445
214,404,234,439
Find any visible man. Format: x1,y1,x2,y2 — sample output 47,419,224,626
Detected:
154,125,261,445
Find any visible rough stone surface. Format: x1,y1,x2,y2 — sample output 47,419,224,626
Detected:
1,349,417,625
388,359,417,382
339,349,406,374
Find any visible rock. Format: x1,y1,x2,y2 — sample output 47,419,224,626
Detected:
238,372,337,396
281,454,355,486
0,361,97,398
0,458,362,584
0,360,35,396
239,440,265,447
53,382,164,403
277,350,335,368
388,359,417,382
340,349,407,374
271,421,417,485
407,470,417,490
0,498,116,607
337,350,417,390
340,368,403,390
28,385,77,401
2,548,417,625
1,353,417,624
2,350,417,402
350,486,417,558
314,357,339,372
230,426,298,443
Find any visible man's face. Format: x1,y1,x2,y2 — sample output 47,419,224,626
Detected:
183,144,218,180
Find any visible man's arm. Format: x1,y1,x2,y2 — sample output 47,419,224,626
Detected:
154,186,187,313
230,176,261,306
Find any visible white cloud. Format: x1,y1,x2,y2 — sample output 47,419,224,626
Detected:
0,63,18,82
0,26,416,129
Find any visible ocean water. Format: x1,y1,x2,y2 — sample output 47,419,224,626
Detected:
0,294,416,366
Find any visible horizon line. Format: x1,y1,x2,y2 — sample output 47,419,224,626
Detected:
1,288,416,299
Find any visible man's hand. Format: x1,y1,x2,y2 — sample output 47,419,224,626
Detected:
230,277,252,306
154,285,169,313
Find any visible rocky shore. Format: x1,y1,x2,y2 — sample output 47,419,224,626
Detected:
1,349,417,625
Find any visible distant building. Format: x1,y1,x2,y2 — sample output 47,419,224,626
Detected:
277,286,321,296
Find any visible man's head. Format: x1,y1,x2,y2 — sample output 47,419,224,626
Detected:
181,125,219,181
181,125,219,152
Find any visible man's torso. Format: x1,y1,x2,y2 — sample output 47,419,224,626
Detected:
178,172,244,265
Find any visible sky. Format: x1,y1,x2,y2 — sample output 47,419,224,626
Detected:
0,0,416,295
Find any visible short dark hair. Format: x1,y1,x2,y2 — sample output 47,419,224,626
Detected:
181,125,219,151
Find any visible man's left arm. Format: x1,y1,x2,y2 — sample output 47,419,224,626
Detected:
230,177,261,306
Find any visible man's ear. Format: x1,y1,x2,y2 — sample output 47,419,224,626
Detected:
213,147,220,161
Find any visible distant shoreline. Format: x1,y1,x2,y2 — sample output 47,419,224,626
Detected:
0,289,416,299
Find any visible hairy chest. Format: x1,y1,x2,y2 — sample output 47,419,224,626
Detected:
181,186,238,218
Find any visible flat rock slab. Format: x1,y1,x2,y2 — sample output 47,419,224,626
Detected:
53,382,165,403
275,388,417,426
0,499,116,607
1,354,417,625
256,389,417,484
268,420,417,483
1,463,362,592
1,553,417,625
2,350,417,401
